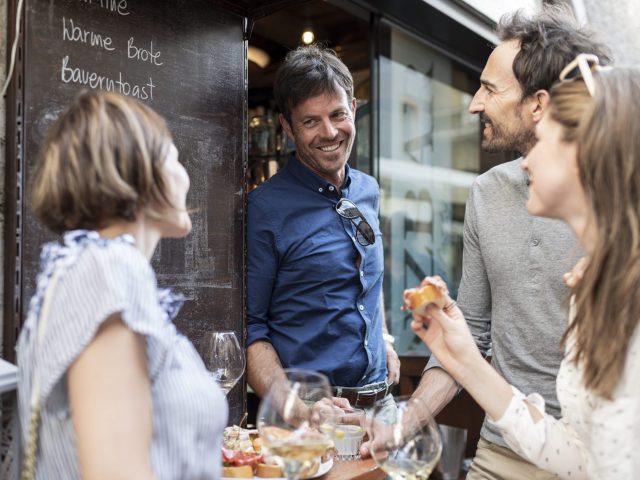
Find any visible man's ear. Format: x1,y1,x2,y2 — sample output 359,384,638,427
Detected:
279,113,294,140
530,89,550,122
351,97,357,115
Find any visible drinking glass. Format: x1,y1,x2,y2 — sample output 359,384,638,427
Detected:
334,407,366,460
370,395,442,480
436,424,467,480
257,369,336,480
201,330,245,395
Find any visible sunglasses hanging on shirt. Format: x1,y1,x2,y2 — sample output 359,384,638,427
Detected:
335,198,376,246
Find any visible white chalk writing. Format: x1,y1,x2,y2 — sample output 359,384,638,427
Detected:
79,0,129,16
62,17,115,51
127,37,163,66
61,56,156,100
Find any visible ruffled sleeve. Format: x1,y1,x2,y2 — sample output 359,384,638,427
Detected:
35,241,171,401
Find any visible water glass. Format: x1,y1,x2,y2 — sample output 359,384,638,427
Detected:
334,407,366,460
436,425,467,480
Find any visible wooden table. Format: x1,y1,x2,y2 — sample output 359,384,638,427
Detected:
323,458,384,480
321,458,468,480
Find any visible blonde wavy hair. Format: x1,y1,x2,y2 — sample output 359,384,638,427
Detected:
32,91,174,234
550,67,640,399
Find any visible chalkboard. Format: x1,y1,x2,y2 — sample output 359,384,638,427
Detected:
18,0,247,422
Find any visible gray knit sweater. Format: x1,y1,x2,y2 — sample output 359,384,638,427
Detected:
427,158,581,448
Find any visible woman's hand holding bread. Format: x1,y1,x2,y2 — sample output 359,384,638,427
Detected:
404,276,482,379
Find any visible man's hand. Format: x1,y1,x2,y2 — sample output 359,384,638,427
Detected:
359,415,388,459
332,397,351,409
309,398,351,428
385,344,400,385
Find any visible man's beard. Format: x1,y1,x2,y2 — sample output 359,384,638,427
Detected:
480,111,536,156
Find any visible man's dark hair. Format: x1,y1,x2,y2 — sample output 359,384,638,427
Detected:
274,45,354,125
498,4,613,99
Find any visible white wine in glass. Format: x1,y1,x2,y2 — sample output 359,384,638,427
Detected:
257,369,336,480
370,395,442,480
202,330,245,395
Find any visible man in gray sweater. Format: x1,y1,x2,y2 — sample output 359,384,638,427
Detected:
361,6,611,479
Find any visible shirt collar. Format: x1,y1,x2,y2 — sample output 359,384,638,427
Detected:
286,153,352,197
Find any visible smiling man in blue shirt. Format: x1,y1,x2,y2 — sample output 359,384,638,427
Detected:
247,46,399,407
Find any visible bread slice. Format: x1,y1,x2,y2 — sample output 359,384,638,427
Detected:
256,463,283,478
408,283,446,313
222,465,254,478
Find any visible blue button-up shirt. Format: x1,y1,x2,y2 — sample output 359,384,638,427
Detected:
247,155,387,387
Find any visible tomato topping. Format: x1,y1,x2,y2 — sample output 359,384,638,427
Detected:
221,449,263,467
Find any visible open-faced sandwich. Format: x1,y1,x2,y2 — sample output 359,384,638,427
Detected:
222,426,326,478
222,425,265,478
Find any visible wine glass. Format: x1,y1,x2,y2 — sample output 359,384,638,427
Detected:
201,330,245,395
257,369,336,480
370,395,442,480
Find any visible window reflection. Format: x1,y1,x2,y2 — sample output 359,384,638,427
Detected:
379,25,481,355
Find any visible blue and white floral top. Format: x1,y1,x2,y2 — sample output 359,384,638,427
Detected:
17,230,227,479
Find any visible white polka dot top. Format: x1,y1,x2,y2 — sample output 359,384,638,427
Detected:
490,297,640,479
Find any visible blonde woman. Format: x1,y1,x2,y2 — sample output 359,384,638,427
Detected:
410,59,640,479
17,91,227,479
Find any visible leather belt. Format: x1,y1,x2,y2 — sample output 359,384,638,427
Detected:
332,381,389,408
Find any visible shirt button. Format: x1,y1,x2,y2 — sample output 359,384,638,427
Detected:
532,239,540,246
318,187,323,192
329,186,335,191
360,271,364,277
364,339,369,346
359,304,364,311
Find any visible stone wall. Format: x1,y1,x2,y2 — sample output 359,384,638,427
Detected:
582,0,640,65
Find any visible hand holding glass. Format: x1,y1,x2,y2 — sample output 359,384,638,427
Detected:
202,331,245,395
370,396,442,480
257,369,336,480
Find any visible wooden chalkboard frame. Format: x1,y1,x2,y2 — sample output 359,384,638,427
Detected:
3,0,26,364
4,0,251,424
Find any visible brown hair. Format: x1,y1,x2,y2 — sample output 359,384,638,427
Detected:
497,4,612,99
274,45,354,125
550,68,640,398
32,91,174,234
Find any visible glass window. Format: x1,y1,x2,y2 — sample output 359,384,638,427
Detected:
378,24,481,355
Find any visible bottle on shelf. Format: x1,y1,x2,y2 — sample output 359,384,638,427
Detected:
249,106,276,157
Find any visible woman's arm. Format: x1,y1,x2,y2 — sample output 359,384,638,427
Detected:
411,299,593,479
68,313,156,480
409,297,517,422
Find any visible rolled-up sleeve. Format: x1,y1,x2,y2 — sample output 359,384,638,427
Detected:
247,195,278,346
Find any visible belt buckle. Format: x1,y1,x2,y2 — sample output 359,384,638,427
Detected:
355,383,388,408
354,390,369,408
